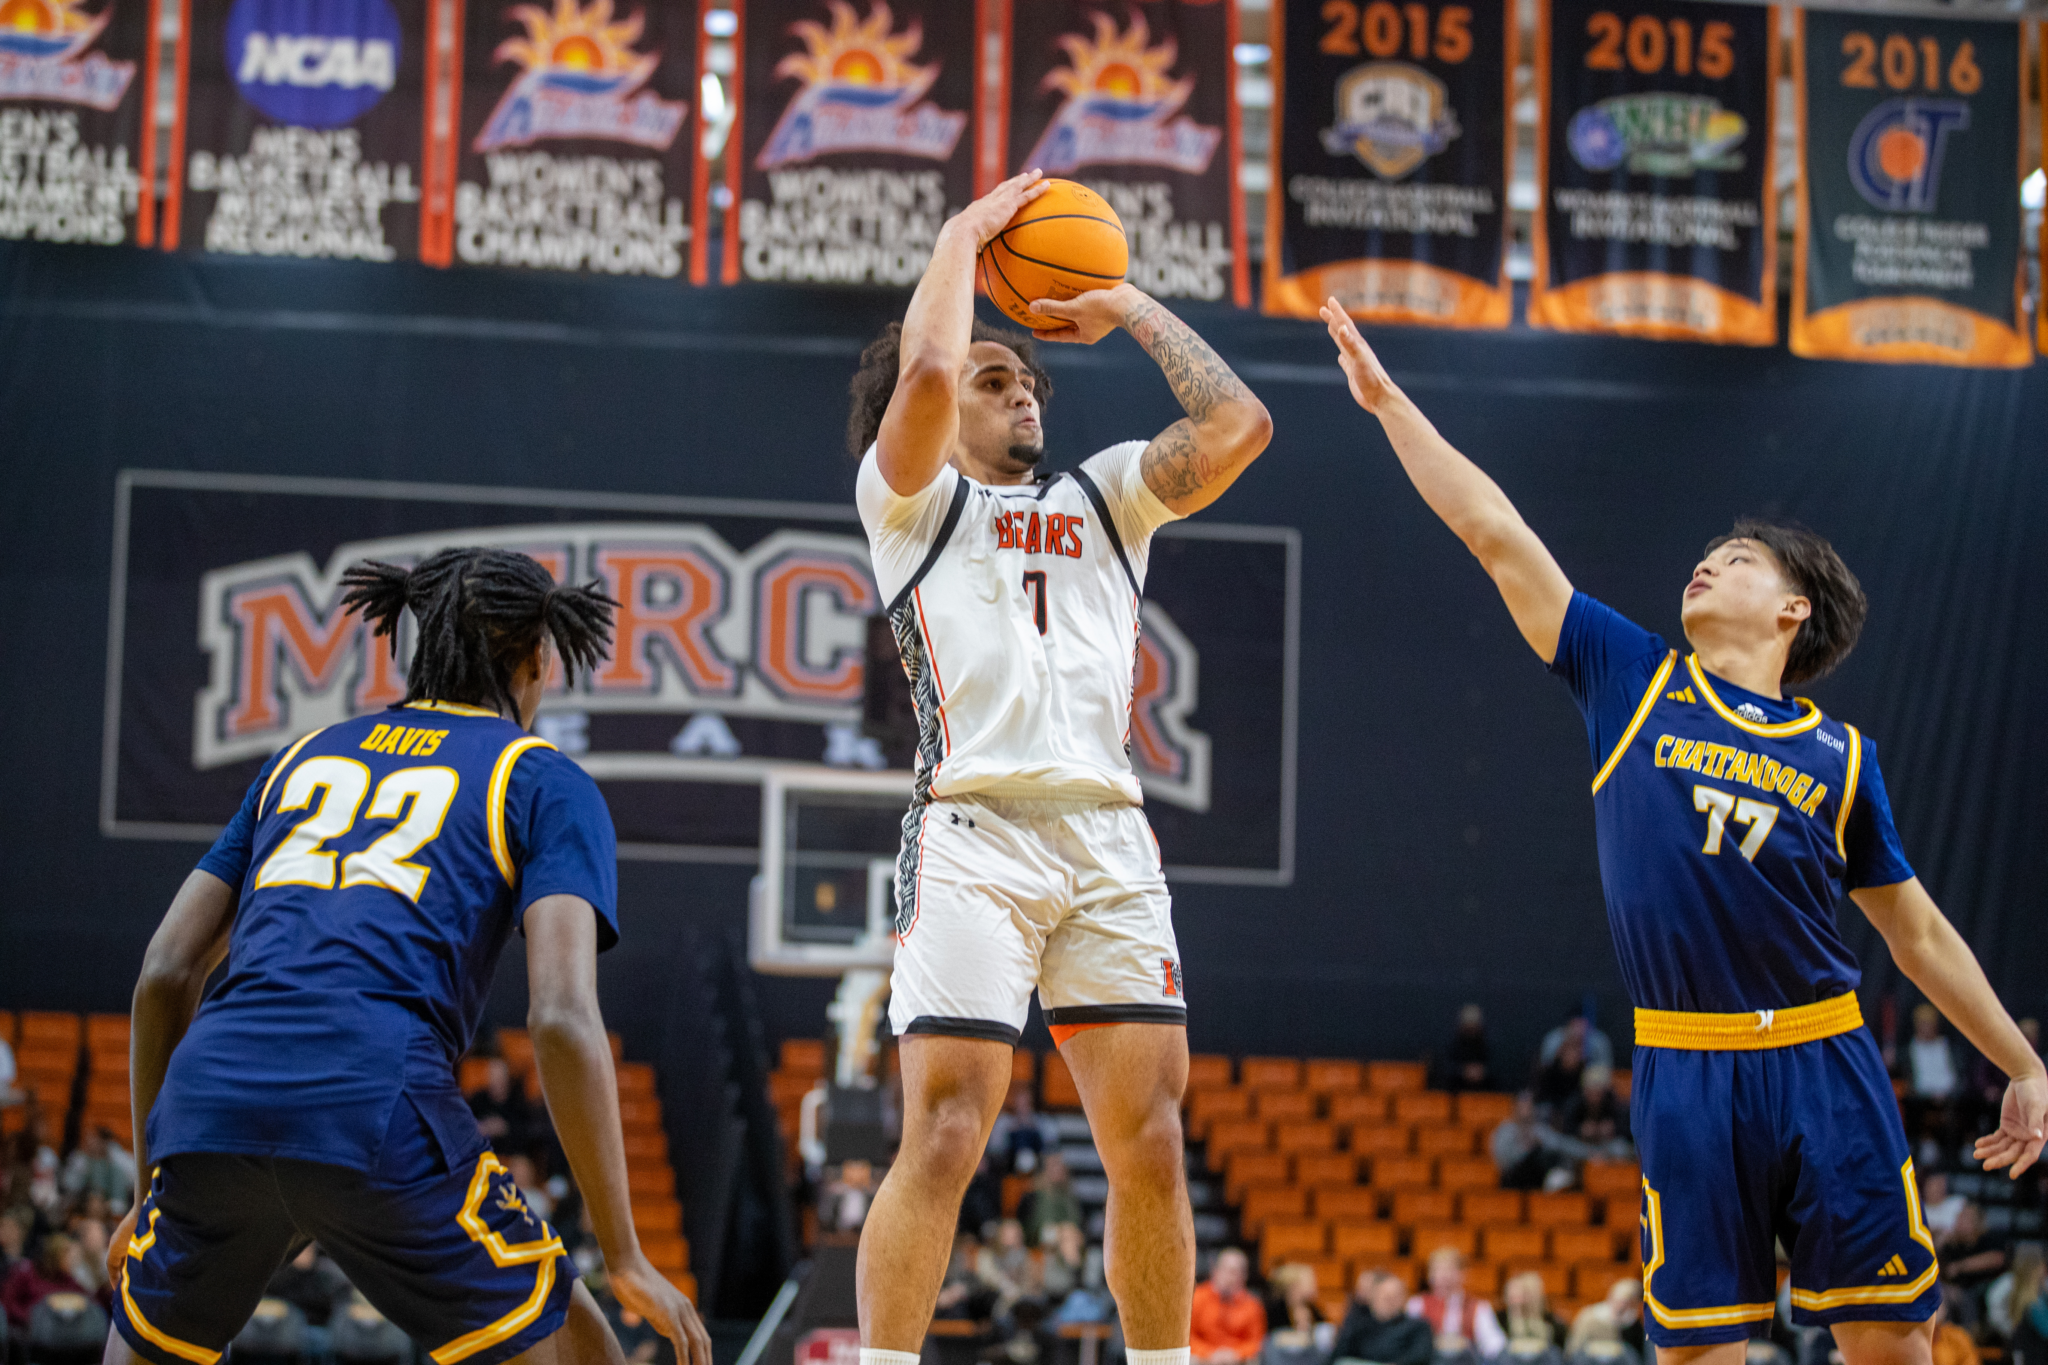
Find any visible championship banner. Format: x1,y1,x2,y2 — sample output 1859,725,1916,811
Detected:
1791,11,2028,367
104,471,1301,885
1263,0,1513,327
724,0,980,287
0,0,163,246
1530,0,1777,343
429,0,705,277
2040,23,2046,356
997,0,1247,306
164,0,440,258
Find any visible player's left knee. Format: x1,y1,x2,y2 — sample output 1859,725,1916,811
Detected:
1833,1317,1935,1365
1098,1098,1183,1181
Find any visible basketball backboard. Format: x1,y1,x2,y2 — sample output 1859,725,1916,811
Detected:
749,767,913,975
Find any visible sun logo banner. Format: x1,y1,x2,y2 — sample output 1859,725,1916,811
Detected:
1264,0,1513,328
1790,10,2029,368
1529,0,1777,344
994,1,1245,306
0,0,161,245
726,0,978,287
431,0,702,277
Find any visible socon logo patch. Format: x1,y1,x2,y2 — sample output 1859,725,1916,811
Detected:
226,0,400,129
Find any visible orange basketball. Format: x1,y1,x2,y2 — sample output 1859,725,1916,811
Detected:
979,180,1129,332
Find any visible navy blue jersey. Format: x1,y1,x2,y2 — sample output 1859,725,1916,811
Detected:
1551,594,1913,1013
155,701,618,1173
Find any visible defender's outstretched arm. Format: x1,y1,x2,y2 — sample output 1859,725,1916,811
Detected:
1031,284,1273,515
875,171,1048,495
1851,879,2047,1177
1321,299,1572,662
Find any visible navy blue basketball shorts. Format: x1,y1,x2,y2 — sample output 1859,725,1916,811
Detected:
1634,1015,1938,1348
116,1099,574,1365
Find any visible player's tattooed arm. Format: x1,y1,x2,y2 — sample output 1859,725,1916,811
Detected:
1126,289,1275,514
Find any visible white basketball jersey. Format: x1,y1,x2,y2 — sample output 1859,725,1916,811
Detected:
857,442,1181,805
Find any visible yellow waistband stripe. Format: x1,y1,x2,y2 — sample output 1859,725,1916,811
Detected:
1635,993,1862,1050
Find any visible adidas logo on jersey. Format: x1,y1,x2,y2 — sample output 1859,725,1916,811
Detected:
1735,702,1770,722
1876,1255,1911,1277
1665,687,1697,704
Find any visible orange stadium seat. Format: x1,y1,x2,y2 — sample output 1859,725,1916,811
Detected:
1502,1261,1569,1297
1583,1162,1642,1199
1333,1222,1399,1260
1188,1055,1234,1089
1374,1158,1435,1193
1042,1054,1082,1109
1276,1121,1337,1154
1438,1157,1498,1192
458,1057,492,1092
642,1233,688,1271
1414,1124,1476,1158
85,1079,127,1111
1011,1051,1038,1084
780,1039,826,1075
617,1098,662,1130
632,1199,682,1233
1208,1119,1270,1157
1261,1219,1328,1265
1225,1151,1291,1198
626,1166,672,1197
1366,1062,1426,1093
1296,1258,1347,1292
0,1012,15,1047
1240,1185,1309,1232
1465,1260,1504,1294
1255,1090,1318,1122
1350,1124,1411,1157
1306,1060,1364,1094
1001,1174,1030,1217
617,1063,656,1096
622,1131,668,1161
1528,1192,1593,1226
1455,1093,1516,1125
1407,1222,1476,1259
1330,1092,1390,1127
1389,1189,1453,1224
90,1048,128,1078
1553,1226,1620,1262
1242,1058,1305,1091
86,1015,129,1051
1295,1152,1357,1186
1392,1092,1452,1124
1312,1186,1381,1221
1188,1087,1251,1137
496,1029,535,1073
20,1012,81,1050
1574,1260,1634,1299
1613,1072,1632,1100
1482,1224,1548,1261
1460,1189,1524,1224
1318,1290,1354,1323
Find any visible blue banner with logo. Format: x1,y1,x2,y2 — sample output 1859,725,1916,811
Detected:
1790,10,2029,368
1529,0,1776,344
0,0,162,246
432,0,703,277
166,0,434,258
998,0,1246,307
724,0,981,287
1263,0,1513,328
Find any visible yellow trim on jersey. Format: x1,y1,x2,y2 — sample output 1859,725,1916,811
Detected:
1641,1179,1776,1329
1834,724,1862,861
429,1257,557,1364
1685,656,1824,737
1634,992,1862,1051
486,737,558,885
407,700,502,718
1591,651,1678,795
127,1206,161,1259
1788,1159,1938,1312
429,1150,566,1364
120,1266,223,1365
259,729,328,817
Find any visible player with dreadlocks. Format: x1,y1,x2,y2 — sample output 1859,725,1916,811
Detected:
106,549,712,1365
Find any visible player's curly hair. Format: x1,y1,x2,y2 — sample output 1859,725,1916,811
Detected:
339,548,619,719
845,320,1054,457
1705,519,1868,686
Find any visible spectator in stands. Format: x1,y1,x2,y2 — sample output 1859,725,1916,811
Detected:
936,1233,996,1322
991,1088,1060,1175
1989,1244,2045,1342
1019,1153,1082,1246
1558,1066,1632,1159
2011,1267,2048,1365
1046,1224,1112,1326
1901,1004,1962,1153
1492,1092,1569,1192
1938,1202,2006,1312
265,1242,352,1327
1438,1005,1498,1093
976,1217,1043,1321
59,1125,135,1214
1933,1287,1980,1365
1532,1035,1586,1117
63,1205,112,1304
1263,1263,1326,1347
961,1150,1004,1237
1921,1170,1966,1239
1501,1272,1561,1350
1192,1248,1267,1365
1408,1247,1506,1359
0,1208,27,1281
1566,1279,1644,1359
818,1158,878,1233
1539,1013,1613,1072
0,1032,22,1109
466,1056,535,1151
1332,1271,1431,1365
504,1152,555,1222
1,1230,92,1328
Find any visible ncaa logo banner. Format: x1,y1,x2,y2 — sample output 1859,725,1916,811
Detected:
1529,0,1776,345
103,472,1300,885
428,0,703,277
725,0,980,287
1262,0,1512,329
163,0,437,259
1790,11,2029,368
994,0,1247,307
0,0,161,247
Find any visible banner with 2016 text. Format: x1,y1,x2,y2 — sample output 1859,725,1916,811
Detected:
1791,10,2028,367
1264,0,1513,328
1530,0,1777,344
995,0,1246,307
725,0,981,288
166,0,441,259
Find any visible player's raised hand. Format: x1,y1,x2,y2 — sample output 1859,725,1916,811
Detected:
610,1254,715,1365
1975,1072,2047,1177
1320,297,1401,415
948,170,1049,250
1029,282,1142,344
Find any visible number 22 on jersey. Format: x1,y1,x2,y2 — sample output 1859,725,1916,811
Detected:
256,756,459,901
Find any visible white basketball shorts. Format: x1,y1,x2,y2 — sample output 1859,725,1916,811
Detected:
889,794,1187,1047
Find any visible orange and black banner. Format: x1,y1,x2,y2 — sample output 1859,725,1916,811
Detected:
2038,21,2045,356
1265,0,1513,326
426,0,706,276
995,0,1247,306
1531,0,1776,343
0,0,167,246
724,0,982,286
1791,11,2029,367
164,0,440,257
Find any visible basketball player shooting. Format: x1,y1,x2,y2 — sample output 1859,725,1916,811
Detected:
1320,303,2044,1365
845,169,1272,1365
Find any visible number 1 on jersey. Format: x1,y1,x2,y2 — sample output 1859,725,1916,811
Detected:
1023,571,1048,635
1693,785,1780,860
